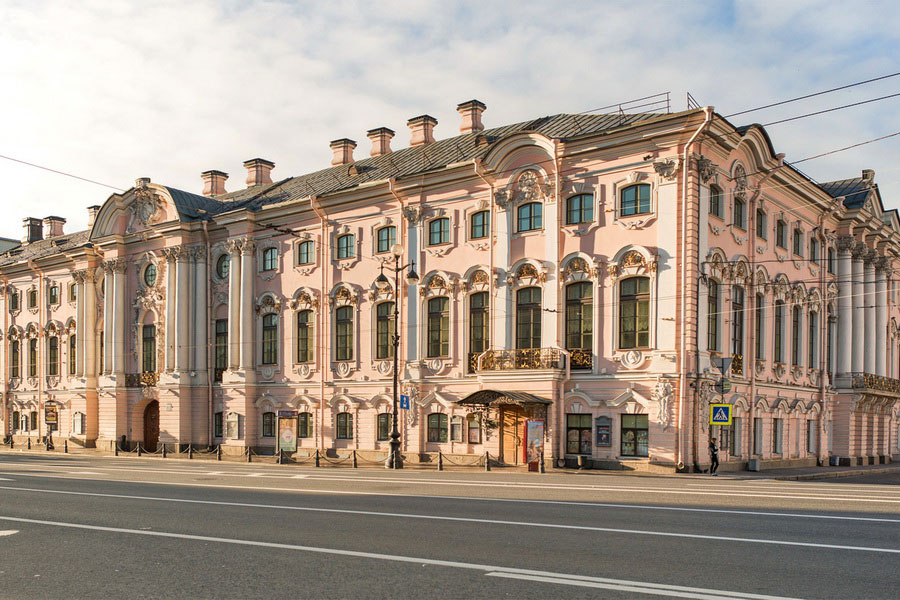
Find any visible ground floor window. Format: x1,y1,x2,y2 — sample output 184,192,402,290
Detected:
427,413,448,443
753,417,763,455
12,411,20,431
806,420,817,454
731,417,742,456
298,412,312,438
336,412,353,440
213,412,223,438
262,412,276,438
72,412,85,436
376,413,391,441
566,413,592,454
621,414,649,457
29,411,37,430
773,418,783,454
467,414,482,444
450,416,464,442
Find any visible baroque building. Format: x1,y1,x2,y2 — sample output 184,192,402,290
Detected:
1,100,898,471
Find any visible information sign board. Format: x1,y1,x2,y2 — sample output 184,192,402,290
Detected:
523,419,545,465
399,394,410,410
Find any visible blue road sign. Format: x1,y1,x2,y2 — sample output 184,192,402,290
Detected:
399,394,410,410
709,404,733,425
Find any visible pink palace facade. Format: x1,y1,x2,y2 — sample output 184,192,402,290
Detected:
2,100,899,471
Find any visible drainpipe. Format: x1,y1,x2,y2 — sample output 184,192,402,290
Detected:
310,196,327,453
553,140,569,466
678,107,713,471
201,221,214,445
817,213,828,462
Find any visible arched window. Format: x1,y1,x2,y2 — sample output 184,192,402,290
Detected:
142,325,156,373
620,184,650,216
774,300,785,363
68,335,76,375
47,336,59,377
376,226,396,253
733,198,746,229
427,413,448,443
566,194,593,225
428,218,450,246
517,202,542,232
709,185,723,218
565,282,593,369
619,277,650,349
468,292,489,373
298,412,312,438
28,338,38,377
262,247,278,271
336,412,353,440
470,211,489,239
49,285,59,305
297,240,314,265
375,302,394,360
707,280,720,351
296,310,313,363
426,297,450,358
335,306,354,361
376,413,391,441
516,287,542,350
450,416,464,442
143,264,157,287
216,254,230,278
337,234,355,259
261,314,278,365
10,340,20,378
261,412,276,438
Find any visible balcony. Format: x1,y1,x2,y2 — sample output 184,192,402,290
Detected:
850,372,900,395
125,372,160,387
476,348,566,372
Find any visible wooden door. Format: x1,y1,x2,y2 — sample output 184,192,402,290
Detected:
500,406,525,465
143,401,159,452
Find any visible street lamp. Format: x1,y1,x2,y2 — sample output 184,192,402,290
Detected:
377,243,418,469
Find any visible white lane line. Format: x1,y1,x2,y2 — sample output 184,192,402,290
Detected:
0,478,13,481
0,485,897,553
0,530,18,536
1,474,899,523
0,513,800,600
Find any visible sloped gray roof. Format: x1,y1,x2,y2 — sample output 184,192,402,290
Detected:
819,177,870,208
211,112,665,214
161,186,229,221
0,230,90,267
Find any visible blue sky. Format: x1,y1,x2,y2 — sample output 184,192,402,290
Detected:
0,0,898,239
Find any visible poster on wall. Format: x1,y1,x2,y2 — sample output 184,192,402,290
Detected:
523,419,545,465
595,416,611,447
278,411,298,453
225,413,240,439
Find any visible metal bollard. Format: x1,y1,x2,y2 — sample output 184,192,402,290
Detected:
114,443,118,456
484,451,491,472
162,444,167,458
247,449,252,463
137,444,142,457
438,452,443,471
188,445,194,459
64,440,68,454
277,449,284,464
315,449,320,467
9,438,13,450
539,454,546,473
27,438,31,450
352,450,358,469
216,445,222,461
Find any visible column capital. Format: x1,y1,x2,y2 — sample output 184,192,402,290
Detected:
71,269,87,284
101,258,128,274
191,245,207,261
874,256,891,273
850,241,868,260
836,234,856,253
239,237,256,256
864,248,878,264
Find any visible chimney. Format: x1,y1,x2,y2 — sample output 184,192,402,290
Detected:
330,139,357,166
367,127,395,157
43,216,66,238
243,158,275,187
87,205,100,228
862,169,875,183
407,115,438,146
456,99,486,133
22,217,43,244
201,170,229,197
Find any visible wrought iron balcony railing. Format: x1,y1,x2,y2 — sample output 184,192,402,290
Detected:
477,348,566,371
731,353,743,376
850,372,900,394
125,371,160,387
569,348,592,370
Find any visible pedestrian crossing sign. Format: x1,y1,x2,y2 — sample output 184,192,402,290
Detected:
709,404,732,425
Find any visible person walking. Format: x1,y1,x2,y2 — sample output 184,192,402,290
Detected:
708,437,719,476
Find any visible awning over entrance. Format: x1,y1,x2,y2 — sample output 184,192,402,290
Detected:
457,390,552,407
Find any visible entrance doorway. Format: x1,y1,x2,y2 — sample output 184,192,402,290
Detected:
143,400,159,452
500,406,526,465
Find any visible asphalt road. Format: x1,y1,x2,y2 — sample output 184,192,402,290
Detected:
0,453,897,599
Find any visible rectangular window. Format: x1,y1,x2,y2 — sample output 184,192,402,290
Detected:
214,319,227,382
515,287,542,350
72,412,85,436
467,414,482,444
621,184,651,216
335,306,354,361
517,203,542,232
262,315,278,365
47,337,59,376
427,413,448,443
621,414,649,457
49,285,59,305
827,247,835,274
468,292,489,373
296,310,314,363
28,289,37,309
376,413,391,442
776,220,786,248
69,284,77,303
707,281,719,351
261,412,276,438
297,241,314,265
791,306,801,367
753,417,763,455
336,413,353,440
808,311,818,369
376,227,396,253
28,338,38,377
733,198,746,229
142,325,156,373
732,417,742,457
566,414,592,455
68,335,76,376
470,211,489,239
214,412,223,438
619,277,650,349
774,302,784,363
755,293,764,361
755,209,766,239
807,420,817,454
793,229,803,256
709,186,723,218
10,340,19,378
566,194,593,225
450,416,464,442
773,418,783,454
337,234,355,259
298,412,312,438
731,287,744,369
426,297,449,357
810,238,819,264
375,302,395,360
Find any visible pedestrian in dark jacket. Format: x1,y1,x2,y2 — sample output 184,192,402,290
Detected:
708,438,719,476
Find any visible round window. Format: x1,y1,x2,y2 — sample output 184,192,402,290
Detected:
216,254,230,279
143,264,157,287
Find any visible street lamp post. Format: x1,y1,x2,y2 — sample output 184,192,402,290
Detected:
375,244,418,469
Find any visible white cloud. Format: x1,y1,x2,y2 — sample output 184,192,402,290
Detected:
0,0,898,239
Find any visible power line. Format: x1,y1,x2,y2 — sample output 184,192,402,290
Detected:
762,92,900,127
725,71,900,118
0,153,125,192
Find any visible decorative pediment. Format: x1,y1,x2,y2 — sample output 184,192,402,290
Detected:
255,294,282,315
609,248,656,280
605,387,653,413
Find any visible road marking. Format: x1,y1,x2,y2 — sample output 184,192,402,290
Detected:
0,478,12,481
0,530,18,536
1,475,899,523
1,485,897,553
0,513,798,600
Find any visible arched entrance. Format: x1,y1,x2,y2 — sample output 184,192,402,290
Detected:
143,400,159,452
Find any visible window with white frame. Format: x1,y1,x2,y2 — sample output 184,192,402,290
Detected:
335,306,354,361
620,277,650,350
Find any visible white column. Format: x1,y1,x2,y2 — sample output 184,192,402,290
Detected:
851,242,865,374
164,249,177,372
864,251,876,374
74,272,86,377
875,258,888,376
83,270,98,378
113,261,127,375
193,246,208,375
227,241,241,370
239,238,255,371
175,247,191,372
836,236,853,376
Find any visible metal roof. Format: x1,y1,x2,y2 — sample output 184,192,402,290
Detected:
819,177,871,209
0,230,90,267
457,390,553,406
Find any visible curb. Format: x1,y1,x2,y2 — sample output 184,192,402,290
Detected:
771,465,900,481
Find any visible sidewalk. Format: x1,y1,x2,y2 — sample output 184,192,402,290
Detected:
725,463,900,481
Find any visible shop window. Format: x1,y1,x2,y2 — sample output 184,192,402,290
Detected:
566,414,592,455
376,413,391,442
336,412,353,440
427,413,448,443
261,412,276,438
621,414,649,457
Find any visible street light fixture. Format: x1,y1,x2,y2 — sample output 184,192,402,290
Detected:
378,244,418,468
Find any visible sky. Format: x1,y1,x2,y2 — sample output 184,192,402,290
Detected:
1,0,899,240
